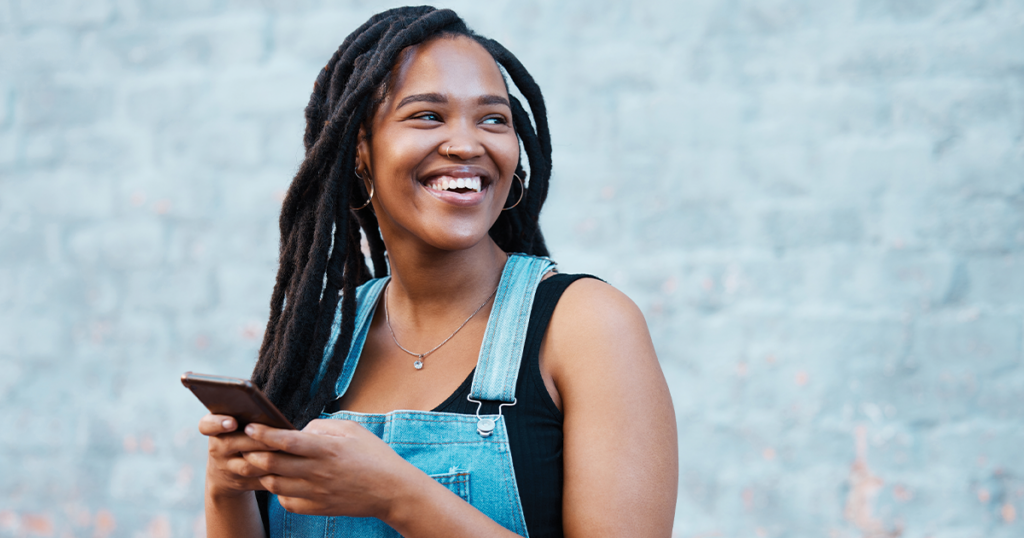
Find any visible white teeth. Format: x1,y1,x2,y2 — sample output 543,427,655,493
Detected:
427,176,483,192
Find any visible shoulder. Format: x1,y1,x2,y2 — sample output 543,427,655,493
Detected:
542,277,658,392
547,277,651,349
555,277,644,319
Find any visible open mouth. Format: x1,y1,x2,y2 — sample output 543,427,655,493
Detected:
424,175,484,194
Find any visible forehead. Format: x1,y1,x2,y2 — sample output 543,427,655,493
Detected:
388,35,507,102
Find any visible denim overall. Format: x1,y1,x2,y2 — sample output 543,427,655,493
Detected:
268,254,555,537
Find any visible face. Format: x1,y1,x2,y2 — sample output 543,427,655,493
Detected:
357,35,520,254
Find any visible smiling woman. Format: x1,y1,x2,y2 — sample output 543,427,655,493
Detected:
357,36,522,254
196,6,678,538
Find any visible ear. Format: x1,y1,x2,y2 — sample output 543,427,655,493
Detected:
356,125,371,183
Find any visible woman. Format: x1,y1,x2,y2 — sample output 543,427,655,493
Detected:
198,6,677,537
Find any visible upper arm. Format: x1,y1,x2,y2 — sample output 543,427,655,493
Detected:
542,278,678,537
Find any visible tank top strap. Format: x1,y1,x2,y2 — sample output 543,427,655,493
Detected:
470,253,556,403
310,276,390,399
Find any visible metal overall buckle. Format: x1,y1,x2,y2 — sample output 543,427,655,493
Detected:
466,395,517,437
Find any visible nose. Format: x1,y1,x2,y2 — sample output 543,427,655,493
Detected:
439,121,485,161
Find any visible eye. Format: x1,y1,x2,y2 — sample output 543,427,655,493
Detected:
482,115,508,125
412,112,442,122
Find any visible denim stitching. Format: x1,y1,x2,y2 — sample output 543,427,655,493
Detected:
331,277,388,398
284,498,291,536
472,257,517,399
432,473,471,502
503,448,530,536
482,256,520,398
495,257,551,402
471,255,553,403
500,448,526,536
328,415,502,425
388,440,500,446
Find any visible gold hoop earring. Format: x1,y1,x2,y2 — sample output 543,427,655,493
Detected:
445,145,453,159
502,173,525,211
352,168,374,210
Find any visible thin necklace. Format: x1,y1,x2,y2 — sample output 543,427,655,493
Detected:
384,281,499,370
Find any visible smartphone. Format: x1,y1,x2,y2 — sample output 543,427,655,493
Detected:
181,372,295,430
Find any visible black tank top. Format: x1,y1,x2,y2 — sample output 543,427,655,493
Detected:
258,273,594,537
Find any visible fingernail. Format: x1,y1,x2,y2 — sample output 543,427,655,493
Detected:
245,425,255,435
222,419,233,430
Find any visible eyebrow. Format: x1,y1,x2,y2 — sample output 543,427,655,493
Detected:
395,93,511,110
478,95,511,108
396,93,446,109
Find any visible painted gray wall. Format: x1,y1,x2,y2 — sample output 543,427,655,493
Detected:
2,1,1023,536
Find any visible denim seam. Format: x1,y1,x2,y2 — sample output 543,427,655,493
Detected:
476,257,519,399
472,255,553,403
500,448,527,536
501,257,548,401
328,415,501,425
388,416,496,424
332,277,389,398
388,440,504,446
433,474,470,482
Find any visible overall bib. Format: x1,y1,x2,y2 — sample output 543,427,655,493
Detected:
268,254,555,537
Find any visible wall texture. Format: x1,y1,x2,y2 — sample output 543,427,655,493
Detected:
2,1,1023,537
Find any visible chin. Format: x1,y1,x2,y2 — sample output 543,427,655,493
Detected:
425,233,492,253
419,221,496,252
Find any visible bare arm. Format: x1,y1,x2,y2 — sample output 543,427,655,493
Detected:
205,489,265,538
546,279,678,537
199,415,270,538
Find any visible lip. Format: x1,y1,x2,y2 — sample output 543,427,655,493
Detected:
418,166,494,207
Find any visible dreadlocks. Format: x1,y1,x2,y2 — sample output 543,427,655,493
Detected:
251,6,553,429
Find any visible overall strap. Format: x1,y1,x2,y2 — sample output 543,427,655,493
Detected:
310,277,390,399
470,254,556,403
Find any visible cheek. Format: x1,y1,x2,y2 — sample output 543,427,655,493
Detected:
373,132,432,178
491,134,522,177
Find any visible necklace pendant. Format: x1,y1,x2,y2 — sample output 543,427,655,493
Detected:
413,358,424,370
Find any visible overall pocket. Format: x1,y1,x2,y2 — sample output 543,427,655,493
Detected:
430,470,471,503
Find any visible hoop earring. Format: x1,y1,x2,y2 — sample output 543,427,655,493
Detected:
502,173,525,211
352,168,374,211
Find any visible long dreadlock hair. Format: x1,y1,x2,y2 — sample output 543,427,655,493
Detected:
251,6,553,429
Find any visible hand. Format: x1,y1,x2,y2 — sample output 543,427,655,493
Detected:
198,414,277,499
241,419,416,519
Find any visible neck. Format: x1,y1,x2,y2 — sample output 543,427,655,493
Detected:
384,238,508,318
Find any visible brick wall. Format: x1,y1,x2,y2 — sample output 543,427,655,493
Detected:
1,1,1022,536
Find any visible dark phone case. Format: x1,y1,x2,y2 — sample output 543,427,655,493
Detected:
181,372,295,430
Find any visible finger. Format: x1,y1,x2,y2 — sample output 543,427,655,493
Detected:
277,495,329,516
242,450,313,477
210,431,278,456
258,474,314,499
245,424,324,458
199,414,238,436
222,453,272,479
